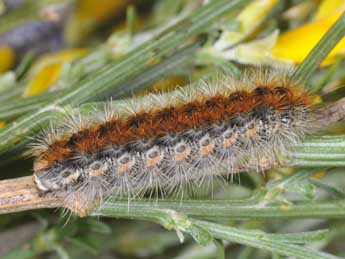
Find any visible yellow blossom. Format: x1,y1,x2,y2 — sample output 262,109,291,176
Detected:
24,49,87,96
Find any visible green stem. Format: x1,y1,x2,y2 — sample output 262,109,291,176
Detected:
194,220,340,259
93,199,339,258
289,135,345,167
94,195,345,220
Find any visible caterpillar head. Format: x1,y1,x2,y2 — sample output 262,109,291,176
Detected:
33,167,81,193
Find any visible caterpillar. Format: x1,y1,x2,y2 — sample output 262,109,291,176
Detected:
31,69,318,216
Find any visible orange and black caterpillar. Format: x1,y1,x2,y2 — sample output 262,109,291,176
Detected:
31,69,316,215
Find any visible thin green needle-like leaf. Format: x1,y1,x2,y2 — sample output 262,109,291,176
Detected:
195,220,340,259
293,12,345,84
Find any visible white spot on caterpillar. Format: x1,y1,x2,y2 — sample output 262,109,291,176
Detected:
117,153,135,175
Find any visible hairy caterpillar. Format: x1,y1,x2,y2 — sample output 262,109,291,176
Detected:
31,69,318,216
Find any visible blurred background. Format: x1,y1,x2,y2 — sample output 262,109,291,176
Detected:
1,0,345,258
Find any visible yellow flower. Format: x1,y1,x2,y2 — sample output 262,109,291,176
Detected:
203,0,345,67
0,120,5,129
272,13,345,66
314,0,345,20
24,49,87,97
272,0,345,66
0,46,15,73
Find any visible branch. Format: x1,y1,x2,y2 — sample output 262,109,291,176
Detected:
0,176,62,214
